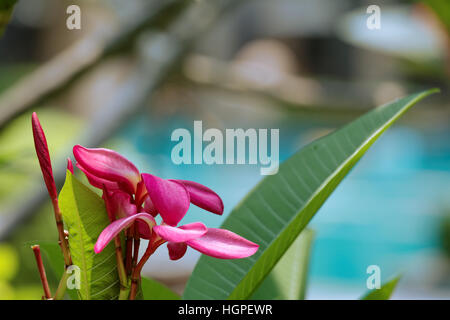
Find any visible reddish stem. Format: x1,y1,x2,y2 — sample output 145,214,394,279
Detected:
129,239,165,300
125,226,134,275
132,225,140,271
52,199,72,267
32,245,52,300
129,244,152,300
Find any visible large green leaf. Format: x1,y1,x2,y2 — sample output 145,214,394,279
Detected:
361,276,401,300
251,229,314,300
59,171,120,300
0,0,16,36
183,89,438,300
141,277,180,300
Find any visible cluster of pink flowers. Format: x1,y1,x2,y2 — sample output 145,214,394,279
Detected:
72,145,259,260
32,112,258,299
32,112,258,268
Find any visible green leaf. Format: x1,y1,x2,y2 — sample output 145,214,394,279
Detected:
0,0,16,36
361,276,401,300
141,277,180,300
251,229,314,300
59,171,120,300
183,89,438,300
38,242,78,300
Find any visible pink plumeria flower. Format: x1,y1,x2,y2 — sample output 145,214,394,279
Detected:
72,145,258,260
73,145,224,225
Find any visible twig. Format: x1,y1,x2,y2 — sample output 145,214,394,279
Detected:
31,245,52,300
52,199,72,267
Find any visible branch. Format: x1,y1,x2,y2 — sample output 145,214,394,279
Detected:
31,245,52,300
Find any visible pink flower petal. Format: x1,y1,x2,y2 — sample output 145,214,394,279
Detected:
67,158,74,174
137,220,152,239
175,180,224,215
153,222,207,243
94,213,156,254
186,228,259,259
102,189,137,220
142,173,190,226
76,163,120,190
167,242,187,260
73,145,140,194
102,188,116,221
31,113,57,201
135,180,148,207
143,195,158,217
